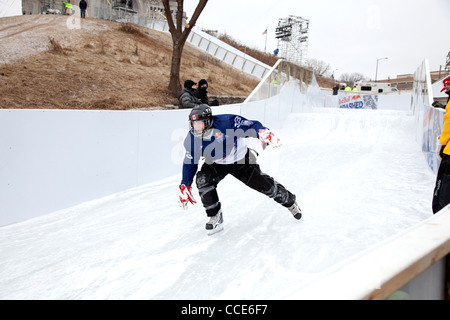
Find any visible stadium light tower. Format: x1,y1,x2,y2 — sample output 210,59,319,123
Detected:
275,15,310,66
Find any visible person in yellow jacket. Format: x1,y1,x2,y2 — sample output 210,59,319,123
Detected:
63,0,72,15
432,77,450,213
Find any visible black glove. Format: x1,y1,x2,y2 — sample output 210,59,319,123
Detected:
432,101,445,109
440,145,446,159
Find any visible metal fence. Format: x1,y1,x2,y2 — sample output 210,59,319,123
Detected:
84,4,272,80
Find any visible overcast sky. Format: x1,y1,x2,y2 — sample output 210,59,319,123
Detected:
184,0,449,81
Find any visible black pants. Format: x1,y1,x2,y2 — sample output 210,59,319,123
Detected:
195,149,296,216
432,155,450,213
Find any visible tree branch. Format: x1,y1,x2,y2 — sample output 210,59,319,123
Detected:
161,0,176,36
181,0,208,40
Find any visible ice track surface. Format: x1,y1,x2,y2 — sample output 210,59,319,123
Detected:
0,108,436,299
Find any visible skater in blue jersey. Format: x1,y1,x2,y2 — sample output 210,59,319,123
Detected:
178,104,302,235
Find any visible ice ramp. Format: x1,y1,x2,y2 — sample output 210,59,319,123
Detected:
0,107,435,300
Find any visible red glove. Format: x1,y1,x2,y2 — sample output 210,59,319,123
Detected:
258,129,281,148
178,184,196,209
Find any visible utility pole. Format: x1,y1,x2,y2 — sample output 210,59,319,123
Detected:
375,57,388,82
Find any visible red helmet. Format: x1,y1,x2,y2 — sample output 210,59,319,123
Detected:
441,78,450,92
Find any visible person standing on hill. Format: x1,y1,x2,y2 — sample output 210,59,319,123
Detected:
63,0,72,15
79,0,87,18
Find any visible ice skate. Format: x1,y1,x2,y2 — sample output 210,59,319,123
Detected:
288,202,302,220
206,210,224,235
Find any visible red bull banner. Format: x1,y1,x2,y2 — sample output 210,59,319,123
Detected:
339,94,378,109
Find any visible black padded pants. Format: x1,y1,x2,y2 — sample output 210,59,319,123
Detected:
432,154,450,213
195,149,296,216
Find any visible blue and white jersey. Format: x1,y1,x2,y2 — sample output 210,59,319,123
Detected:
181,114,267,186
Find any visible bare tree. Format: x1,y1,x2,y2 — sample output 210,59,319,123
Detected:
339,72,368,86
162,0,208,96
305,58,331,77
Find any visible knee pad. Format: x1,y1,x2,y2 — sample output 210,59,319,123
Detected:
196,171,211,190
272,182,296,207
196,166,217,190
196,171,221,216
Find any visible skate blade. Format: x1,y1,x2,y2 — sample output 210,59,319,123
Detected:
206,224,224,236
293,212,302,220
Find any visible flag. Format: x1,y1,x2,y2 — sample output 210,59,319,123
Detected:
262,28,267,36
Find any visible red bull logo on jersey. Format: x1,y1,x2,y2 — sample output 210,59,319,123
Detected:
214,132,225,142
234,116,254,128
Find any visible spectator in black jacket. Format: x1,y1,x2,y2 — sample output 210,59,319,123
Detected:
332,84,339,95
196,79,219,106
79,0,87,18
177,80,202,109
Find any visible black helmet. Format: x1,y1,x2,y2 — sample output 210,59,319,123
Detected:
189,104,213,138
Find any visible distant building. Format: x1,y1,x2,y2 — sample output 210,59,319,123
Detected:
377,70,450,91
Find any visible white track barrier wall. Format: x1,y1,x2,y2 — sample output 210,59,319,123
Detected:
0,93,299,227
0,61,314,227
187,28,271,80
0,80,312,227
